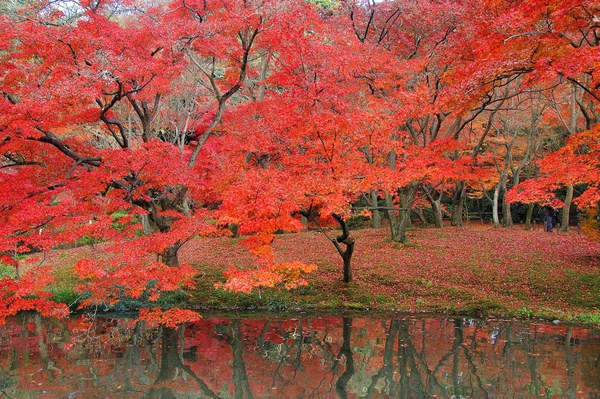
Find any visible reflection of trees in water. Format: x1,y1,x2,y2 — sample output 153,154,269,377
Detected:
1,314,599,398
335,317,354,399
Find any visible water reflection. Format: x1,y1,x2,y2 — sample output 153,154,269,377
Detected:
0,313,599,398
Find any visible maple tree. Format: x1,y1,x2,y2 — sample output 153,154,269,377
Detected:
0,0,327,320
486,0,600,230
1,0,600,326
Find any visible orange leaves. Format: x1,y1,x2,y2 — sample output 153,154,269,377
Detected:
217,233,317,294
138,307,201,328
511,124,600,209
0,0,597,323
0,255,17,268
220,261,317,294
74,259,109,280
580,208,600,242
219,233,317,293
274,261,318,290
241,233,275,261
0,267,69,325
574,187,600,209
74,254,198,308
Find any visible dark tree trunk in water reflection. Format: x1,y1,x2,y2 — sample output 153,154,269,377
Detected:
231,319,254,399
565,327,578,399
526,327,544,396
156,326,183,382
463,321,490,397
397,320,411,398
148,326,183,399
365,319,399,397
335,317,355,399
152,325,221,399
452,319,463,397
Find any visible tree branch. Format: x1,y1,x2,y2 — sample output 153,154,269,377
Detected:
34,128,102,167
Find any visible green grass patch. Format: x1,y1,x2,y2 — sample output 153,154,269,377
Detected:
563,270,600,309
446,297,503,316
0,263,17,279
49,265,82,308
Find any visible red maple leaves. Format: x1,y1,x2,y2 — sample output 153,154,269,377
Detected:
0,0,598,325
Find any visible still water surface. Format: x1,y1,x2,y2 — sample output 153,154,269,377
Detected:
0,313,599,398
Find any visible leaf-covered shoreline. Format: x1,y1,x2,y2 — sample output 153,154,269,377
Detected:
37,225,600,326
187,226,600,325
39,225,600,325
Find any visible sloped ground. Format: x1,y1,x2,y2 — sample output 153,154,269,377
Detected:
182,225,600,323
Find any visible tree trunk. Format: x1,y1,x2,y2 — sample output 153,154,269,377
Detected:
492,183,500,228
342,254,353,283
597,201,600,232
502,202,513,227
525,203,534,230
413,208,428,225
231,320,253,399
423,184,443,228
335,317,355,399
385,191,398,239
501,178,513,227
390,184,417,243
331,214,355,283
450,182,466,226
431,200,443,228
161,244,180,267
140,214,152,235
300,211,354,283
562,184,574,232
369,189,381,229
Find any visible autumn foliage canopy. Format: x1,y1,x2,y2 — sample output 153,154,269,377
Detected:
0,0,599,323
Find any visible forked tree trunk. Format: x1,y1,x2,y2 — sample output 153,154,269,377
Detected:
390,184,417,243
149,200,185,267
450,182,466,226
423,184,443,228
562,184,574,232
301,210,355,283
430,200,443,228
332,214,355,283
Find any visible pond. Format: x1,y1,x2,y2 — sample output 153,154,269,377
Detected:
0,313,598,398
